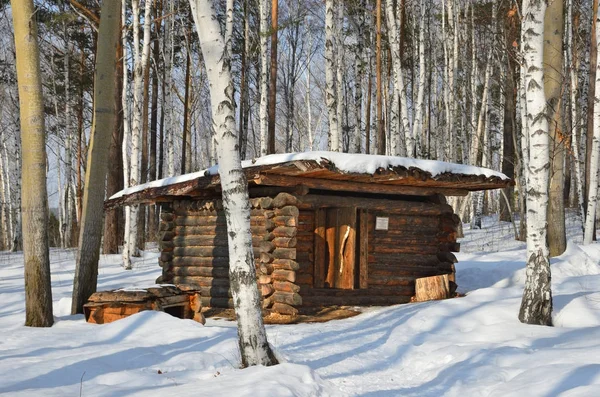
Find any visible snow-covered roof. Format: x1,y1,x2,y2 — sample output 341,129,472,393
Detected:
106,152,511,208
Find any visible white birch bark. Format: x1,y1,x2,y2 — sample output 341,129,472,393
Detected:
385,0,409,156
188,0,276,367
412,0,426,159
164,0,176,177
584,5,600,245
470,4,478,162
124,0,152,267
122,0,132,267
567,0,585,226
306,45,313,151
335,2,345,152
259,0,269,156
0,131,8,248
519,0,552,325
325,0,339,151
471,50,493,165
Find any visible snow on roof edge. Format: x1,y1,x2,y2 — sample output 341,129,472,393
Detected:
109,151,509,200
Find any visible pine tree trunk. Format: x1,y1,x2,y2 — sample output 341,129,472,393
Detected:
544,0,566,257
189,0,277,367
519,0,552,326
11,0,53,327
72,0,122,314
103,21,125,255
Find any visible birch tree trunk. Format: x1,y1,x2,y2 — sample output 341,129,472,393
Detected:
325,0,339,151
259,0,269,156
584,5,600,245
189,0,277,367
412,0,426,159
519,0,552,326
376,0,384,154
567,0,585,227
267,0,278,154
164,0,175,177
72,0,122,314
336,2,345,152
11,0,53,327
123,0,151,268
121,0,133,267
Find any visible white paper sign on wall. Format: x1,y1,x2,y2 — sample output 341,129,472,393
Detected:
375,217,389,231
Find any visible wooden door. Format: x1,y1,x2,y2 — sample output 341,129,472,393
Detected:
314,207,356,289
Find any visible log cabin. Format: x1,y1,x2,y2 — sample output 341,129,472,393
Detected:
105,152,512,316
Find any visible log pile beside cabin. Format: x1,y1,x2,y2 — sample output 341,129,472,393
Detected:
107,154,511,317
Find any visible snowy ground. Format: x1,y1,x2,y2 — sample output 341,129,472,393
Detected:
1,214,600,396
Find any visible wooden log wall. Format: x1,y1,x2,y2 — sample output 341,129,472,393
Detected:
296,194,460,308
157,192,303,316
365,205,459,297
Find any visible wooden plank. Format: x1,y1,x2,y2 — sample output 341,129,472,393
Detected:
173,244,272,258
298,195,454,215
367,274,413,286
169,266,229,278
257,174,469,197
175,216,265,227
170,276,230,287
325,208,337,288
171,256,230,267
359,209,369,289
172,235,268,248
313,209,326,288
301,294,412,307
337,208,356,289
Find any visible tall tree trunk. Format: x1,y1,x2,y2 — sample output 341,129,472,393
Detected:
189,0,277,367
72,0,122,314
585,0,599,241
11,0,53,327
259,0,269,156
124,0,151,268
138,10,153,249
325,0,339,151
103,18,125,255
376,0,384,154
584,5,600,245
500,3,517,223
519,0,552,326
412,0,426,159
181,45,192,174
568,0,585,228
148,0,161,242
336,2,345,152
544,0,566,256
164,0,175,177
239,0,250,159
63,28,73,248
267,0,278,154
